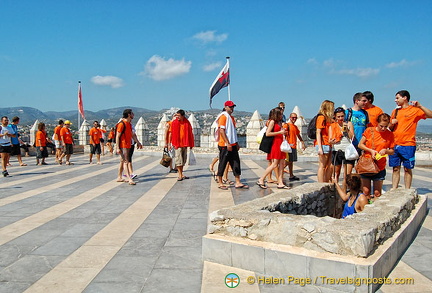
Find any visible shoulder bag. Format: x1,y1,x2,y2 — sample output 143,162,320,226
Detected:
355,129,380,175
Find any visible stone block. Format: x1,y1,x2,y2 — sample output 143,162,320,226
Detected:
232,242,265,274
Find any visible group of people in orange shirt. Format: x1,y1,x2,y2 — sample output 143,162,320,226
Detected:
313,90,432,218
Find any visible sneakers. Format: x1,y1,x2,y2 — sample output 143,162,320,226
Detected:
2,170,9,177
289,176,300,181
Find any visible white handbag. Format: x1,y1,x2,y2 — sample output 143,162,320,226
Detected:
345,143,359,160
256,126,267,143
280,138,292,153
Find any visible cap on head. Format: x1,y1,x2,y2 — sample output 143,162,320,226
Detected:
64,120,72,125
224,100,236,107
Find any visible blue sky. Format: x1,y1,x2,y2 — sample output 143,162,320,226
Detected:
1,0,431,121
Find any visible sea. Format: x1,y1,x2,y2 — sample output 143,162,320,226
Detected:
417,123,432,135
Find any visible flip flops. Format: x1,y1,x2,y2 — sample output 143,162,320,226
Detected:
218,185,229,190
256,181,267,189
235,184,249,189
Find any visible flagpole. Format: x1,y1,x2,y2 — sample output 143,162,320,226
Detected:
226,57,231,101
78,81,81,130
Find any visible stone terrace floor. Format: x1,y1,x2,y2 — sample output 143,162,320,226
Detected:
0,152,431,293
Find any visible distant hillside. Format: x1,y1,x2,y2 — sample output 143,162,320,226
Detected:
1,106,158,126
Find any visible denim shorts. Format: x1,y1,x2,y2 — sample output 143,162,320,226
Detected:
389,145,416,169
315,145,331,154
360,169,386,181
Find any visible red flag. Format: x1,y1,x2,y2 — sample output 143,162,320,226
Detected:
78,82,85,120
209,60,230,106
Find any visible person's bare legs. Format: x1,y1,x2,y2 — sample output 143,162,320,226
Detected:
361,178,372,198
392,166,401,190
318,153,331,182
404,168,413,189
177,165,184,180
372,180,383,198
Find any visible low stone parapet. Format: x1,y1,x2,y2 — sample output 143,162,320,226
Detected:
208,183,419,258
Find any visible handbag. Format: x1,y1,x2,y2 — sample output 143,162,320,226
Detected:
280,138,292,153
160,147,172,168
355,129,379,175
188,149,196,165
259,133,274,154
344,143,359,160
256,126,267,143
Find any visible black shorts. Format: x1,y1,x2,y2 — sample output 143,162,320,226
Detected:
286,148,298,162
63,144,74,155
100,138,105,143
217,145,241,177
11,144,21,156
90,144,101,155
0,145,11,154
331,150,355,166
36,146,49,158
107,139,113,143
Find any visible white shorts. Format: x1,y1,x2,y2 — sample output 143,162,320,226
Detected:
55,140,63,148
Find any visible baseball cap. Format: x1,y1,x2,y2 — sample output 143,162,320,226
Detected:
224,100,236,107
64,120,72,125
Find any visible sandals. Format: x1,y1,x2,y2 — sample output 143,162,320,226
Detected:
222,179,235,185
256,181,267,189
235,184,249,189
218,185,229,190
277,185,290,189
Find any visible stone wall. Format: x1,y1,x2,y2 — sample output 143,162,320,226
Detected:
208,183,419,257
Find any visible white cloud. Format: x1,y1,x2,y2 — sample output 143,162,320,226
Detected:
91,75,124,88
323,58,336,68
306,58,318,64
143,55,191,81
385,59,417,68
203,62,222,72
192,30,228,44
332,67,380,78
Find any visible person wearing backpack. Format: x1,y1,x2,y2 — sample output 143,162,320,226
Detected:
345,92,369,174
315,100,334,182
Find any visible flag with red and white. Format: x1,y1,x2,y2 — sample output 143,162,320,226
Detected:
78,81,85,120
209,60,230,106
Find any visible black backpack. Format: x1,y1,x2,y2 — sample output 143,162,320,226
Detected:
114,121,126,141
307,114,324,140
345,108,369,125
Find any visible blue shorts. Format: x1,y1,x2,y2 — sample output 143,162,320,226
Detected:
360,169,386,181
389,145,416,169
315,145,331,154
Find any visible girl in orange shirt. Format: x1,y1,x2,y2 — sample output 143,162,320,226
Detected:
315,100,334,182
358,113,395,199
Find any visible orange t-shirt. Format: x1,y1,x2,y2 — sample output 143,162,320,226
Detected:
89,127,101,144
60,127,73,144
314,115,330,146
218,114,237,147
362,127,395,170
329,122,343,142
117,120,132,148
108,130,115,140
53,125,62,140
283,122,300,149
366,105,384,127
36,130,47,147
391,106,426,146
